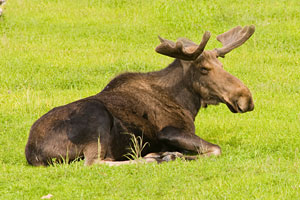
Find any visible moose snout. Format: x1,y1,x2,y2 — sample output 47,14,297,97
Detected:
234,84,255,113
236,94,254,113
224,86,254,114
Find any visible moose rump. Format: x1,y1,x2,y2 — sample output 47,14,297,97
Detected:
25,98,115,166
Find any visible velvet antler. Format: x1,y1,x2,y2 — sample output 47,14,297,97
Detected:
155,31,211,60
215,25,255,58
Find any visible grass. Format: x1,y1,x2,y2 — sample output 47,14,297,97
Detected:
124,133,149,161
0,0,300,199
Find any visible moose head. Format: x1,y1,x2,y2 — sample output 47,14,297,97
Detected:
155,25,255,113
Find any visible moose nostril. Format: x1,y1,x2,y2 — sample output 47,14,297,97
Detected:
236,103,244,113
237,95,254,113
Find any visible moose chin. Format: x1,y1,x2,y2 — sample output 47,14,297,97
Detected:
25,25,255,166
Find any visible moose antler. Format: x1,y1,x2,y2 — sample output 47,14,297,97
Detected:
215,25,255,58
155,31,211,60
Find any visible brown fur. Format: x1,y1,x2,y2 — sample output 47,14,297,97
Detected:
25,26,255,166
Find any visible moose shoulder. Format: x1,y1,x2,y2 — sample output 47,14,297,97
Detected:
25,25,255,166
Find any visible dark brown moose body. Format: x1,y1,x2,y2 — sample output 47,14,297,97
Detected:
25,25,255,166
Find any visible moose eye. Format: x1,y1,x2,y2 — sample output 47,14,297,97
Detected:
200,67,209,75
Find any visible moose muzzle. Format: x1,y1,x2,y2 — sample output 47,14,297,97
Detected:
224,87,254,113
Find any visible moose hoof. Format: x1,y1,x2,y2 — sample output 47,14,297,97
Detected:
161,152,183,162
161,151,183,158
208,146,222,156
144,152,161,158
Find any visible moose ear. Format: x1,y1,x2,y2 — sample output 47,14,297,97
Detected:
215,25,255,58
155,31,211,61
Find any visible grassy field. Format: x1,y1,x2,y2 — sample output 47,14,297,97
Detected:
1,0,300,199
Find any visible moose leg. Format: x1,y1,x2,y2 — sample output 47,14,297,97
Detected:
83,141,102,166
82,125,114,166
80,120,112,166
67,100,114,166
93,157,159,166
157,126,221,156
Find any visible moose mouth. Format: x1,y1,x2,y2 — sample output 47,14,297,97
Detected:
225,101,243,113
202,97,245,113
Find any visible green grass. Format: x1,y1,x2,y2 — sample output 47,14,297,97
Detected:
1,0,300,199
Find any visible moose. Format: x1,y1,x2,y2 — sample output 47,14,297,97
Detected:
25,25,255,166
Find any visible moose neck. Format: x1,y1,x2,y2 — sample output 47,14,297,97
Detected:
151,59,201,119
